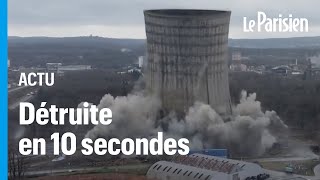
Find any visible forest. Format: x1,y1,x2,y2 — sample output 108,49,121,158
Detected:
229,72,320,131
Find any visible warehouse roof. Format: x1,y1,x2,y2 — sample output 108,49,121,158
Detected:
146,153,263,180
172,154,242,174
147,160,229,180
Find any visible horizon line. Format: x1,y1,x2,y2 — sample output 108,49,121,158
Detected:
7,35,320,40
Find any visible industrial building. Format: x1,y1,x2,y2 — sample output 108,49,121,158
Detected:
144,9,232,115
189,149,228,158
147,153,265,180
46,63,62,73
58,65,91,72
230,51,247,72
46,63,91,74
138,56,144,68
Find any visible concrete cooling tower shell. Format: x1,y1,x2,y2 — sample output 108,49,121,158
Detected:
144,9,232,114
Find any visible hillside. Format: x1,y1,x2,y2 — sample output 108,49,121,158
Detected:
8,36,320,68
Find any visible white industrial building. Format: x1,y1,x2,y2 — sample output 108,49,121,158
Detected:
232,51,242,61
46,63,91,74
46,63,62,73
230,63,247,72
138,56,144,68
147,153,264,180
59,65,91,72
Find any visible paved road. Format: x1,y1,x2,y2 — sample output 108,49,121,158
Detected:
265,169,320,180
8,86,28,93
25,167,98,176
253,156,319,162
25,167,320,179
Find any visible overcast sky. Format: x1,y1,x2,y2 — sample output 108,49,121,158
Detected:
8,0,320,39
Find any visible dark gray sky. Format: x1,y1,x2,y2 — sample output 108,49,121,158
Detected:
8,0,320,39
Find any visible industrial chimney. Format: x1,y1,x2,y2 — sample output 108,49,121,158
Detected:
144,9,232,115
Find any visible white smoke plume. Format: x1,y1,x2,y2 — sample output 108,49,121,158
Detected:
84,90,287,156
85,92,161,140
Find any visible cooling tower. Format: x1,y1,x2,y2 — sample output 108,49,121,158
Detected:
144,9,232,114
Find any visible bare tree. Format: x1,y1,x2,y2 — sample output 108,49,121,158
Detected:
8,144,27,180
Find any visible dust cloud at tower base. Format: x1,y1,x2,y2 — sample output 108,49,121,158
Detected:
144,9,232,114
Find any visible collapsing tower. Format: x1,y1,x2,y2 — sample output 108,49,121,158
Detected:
144,9,232,114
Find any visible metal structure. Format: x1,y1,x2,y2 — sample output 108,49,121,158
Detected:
144,9,232,114
189,149,228,158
